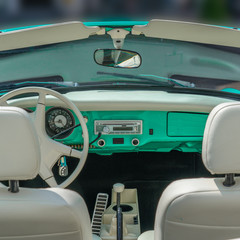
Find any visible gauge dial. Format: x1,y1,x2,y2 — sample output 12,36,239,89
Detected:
54,115,67,128
46,107,75,139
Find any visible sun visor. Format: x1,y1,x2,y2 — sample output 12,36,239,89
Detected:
0,21,103,51
132,19,240,48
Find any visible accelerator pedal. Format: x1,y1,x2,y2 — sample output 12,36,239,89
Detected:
91,193,109,236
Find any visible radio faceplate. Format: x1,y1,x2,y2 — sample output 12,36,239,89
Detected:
94,120,142,135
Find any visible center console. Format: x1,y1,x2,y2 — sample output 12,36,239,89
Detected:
92,184,141,240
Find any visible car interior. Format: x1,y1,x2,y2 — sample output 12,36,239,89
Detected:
0,20,240,240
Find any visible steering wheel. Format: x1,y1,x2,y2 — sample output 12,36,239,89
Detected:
0,87,89,188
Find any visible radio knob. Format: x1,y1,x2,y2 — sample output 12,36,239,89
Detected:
103,126,110,133
132,138,140,146
98,139,105,147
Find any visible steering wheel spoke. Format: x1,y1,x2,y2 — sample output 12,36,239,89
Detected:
70,148,83,159
43,140,82,168
40,138,70,168
39,164,58,187
0,101,9,106
32,92,46,132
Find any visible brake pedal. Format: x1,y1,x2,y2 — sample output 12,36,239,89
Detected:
91,193,109,236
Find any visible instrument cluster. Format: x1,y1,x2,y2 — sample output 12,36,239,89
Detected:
45,107,75,139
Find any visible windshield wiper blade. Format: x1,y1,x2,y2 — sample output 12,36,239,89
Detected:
97,71,195,87
139,74,195,87
97,71,173,87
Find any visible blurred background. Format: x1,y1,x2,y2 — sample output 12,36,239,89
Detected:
0,0,239,28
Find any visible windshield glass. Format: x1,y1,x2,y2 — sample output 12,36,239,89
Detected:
0,33,240,93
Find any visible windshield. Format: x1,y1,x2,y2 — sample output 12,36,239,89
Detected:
0,32,240,94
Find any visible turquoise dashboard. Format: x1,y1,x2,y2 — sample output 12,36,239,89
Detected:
43,108,208,154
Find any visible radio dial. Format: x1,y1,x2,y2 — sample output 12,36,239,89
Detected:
103,126,110,133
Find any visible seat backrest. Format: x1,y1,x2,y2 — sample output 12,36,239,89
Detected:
0,106,40,181
154,102,240,240
0,107,92,240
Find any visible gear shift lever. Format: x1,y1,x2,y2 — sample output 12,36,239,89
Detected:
113,183,125,240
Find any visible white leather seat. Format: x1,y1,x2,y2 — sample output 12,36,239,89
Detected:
153,102,240,240
0,107,92,240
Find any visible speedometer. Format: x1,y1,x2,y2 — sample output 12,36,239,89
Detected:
46,107,75,139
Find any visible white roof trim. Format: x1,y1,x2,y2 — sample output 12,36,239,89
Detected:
132,19,240,48
0,21,102,51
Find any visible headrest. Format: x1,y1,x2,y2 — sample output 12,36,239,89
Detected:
202,102,240,174
0,107,40,180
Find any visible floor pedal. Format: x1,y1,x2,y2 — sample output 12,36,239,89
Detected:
91,193,109,236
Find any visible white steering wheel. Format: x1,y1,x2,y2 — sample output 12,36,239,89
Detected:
0,87,89,188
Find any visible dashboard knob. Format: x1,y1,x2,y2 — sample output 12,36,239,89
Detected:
98,139,105,147
132,138,140,146
103,126,110,133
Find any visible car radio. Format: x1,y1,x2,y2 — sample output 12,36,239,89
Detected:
94,120,142,135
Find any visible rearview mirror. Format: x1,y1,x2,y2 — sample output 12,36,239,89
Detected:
94,49,141,68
